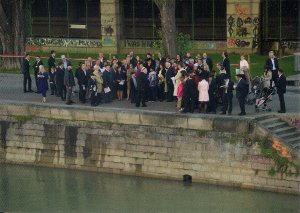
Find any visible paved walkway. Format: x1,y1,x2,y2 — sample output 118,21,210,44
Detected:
0,73,299,116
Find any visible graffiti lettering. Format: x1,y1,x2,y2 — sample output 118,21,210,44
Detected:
227,16,235,37
26,38,102,48
235,39,250,47
236,27,249,37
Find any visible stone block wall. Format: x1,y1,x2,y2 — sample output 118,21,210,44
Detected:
0,104,299,195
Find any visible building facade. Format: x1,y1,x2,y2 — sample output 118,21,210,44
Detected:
26,0,300,54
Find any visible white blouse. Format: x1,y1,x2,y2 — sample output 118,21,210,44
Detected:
240,59,249,70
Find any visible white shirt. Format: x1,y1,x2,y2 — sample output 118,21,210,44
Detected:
271,58,276,70
240,59,249,70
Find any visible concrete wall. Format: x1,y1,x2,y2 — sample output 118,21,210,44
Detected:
0,104,299,195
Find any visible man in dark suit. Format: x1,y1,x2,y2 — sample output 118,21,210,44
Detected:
165,62,175,102
276,69,286,113
48,50,56,72
32,56,43,93
102,64,113,103
202,52,213,72
264,51,279,86
136,67,148,107
22,54,33,93
221,51,231,78
78,64,90,103
181,74,197,113
56,62,66,101
220,76,234,115
235,74,248,116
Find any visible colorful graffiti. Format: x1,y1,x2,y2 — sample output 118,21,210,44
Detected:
227,3,260,49
272,139,291,158
235,3,248,19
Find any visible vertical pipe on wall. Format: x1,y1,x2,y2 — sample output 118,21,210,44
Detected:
152,0,155,40
133,0,135,39
192,0,195,40
212,0,215,40
48,0,51,37
279,0,282,58
66,0,70,57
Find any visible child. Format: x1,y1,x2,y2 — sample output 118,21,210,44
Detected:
49,66,57,96
148,68,157,102
88,74,98,106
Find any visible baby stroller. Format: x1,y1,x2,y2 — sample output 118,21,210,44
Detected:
246,76,264,105
255,87,275,112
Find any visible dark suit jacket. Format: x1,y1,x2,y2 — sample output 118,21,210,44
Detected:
137,72,148,92
236,78,248,99
32,60,44,74
55,67,65,86
265,58,279,71
203,57,213,72
183,78,197,99
222,58,230,76
78,69,90,86
276,74,286,94
22,59,30,74
222,80,234,95
166,67,175,84
48,56,55,71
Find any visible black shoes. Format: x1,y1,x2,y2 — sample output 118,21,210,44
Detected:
278,110,286,113
238,113,246,116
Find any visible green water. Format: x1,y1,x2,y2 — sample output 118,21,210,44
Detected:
0,164,299,213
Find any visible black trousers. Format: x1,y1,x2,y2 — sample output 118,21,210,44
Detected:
222,93,233,113
238,96,246,114
79,85,87,103
158,83,165,101
57,84,66,100
278,93,286,112
271,70,278,87
208,93,217,113
183,97,195,113
23,72,32,92
136,90,146,106
34,71,39,91
166,82,174,101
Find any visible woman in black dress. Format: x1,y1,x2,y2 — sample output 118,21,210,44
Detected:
116,66,126,101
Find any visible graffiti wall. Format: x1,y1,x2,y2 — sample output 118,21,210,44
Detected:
227,2,260,50
26,37,102,51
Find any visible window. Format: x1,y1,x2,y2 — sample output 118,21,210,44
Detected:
31,0,100,39
123,0,226,40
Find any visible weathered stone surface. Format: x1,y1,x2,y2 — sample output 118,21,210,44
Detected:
0,105,299,195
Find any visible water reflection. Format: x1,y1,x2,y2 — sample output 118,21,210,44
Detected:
0,164,299,213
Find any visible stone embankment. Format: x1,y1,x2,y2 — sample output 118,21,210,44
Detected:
0,103,299,194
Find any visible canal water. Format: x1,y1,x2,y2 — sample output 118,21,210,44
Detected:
0,164,299,213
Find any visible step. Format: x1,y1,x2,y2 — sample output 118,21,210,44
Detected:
255,115,274,122
266,122,287,130
259,117,281,126
291,142,300,149
285,137,300,145
279,131,300,139
273,127,295,134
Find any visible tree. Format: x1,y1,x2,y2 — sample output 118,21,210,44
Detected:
0,0,25,69
154,0,177,58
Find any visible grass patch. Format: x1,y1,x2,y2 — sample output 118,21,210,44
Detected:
197,129,209,137
258,140,299,178
13,115,35,123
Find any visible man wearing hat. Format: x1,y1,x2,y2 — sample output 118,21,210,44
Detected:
61,55,71,70
235,73,248,116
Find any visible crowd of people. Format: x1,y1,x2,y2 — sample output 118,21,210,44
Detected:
21,50,287,115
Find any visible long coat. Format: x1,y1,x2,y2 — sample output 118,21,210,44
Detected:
198,80,209,102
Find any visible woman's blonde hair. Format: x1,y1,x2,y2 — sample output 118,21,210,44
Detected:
39,65,45,72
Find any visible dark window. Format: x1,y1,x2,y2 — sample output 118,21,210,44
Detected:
31,0,100,38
